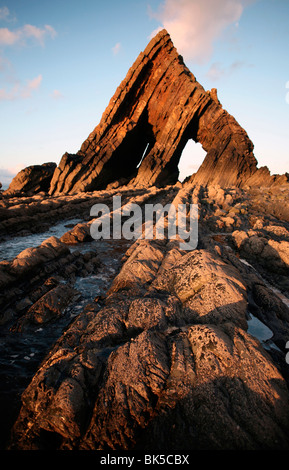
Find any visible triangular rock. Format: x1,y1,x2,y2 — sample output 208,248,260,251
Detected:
49,29,258,195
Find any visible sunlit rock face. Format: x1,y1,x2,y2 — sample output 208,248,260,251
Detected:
48,29,258,195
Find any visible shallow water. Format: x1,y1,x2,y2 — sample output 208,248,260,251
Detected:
0,217,83,261
0,239,129,389
247,312,282,354
247,313,273,342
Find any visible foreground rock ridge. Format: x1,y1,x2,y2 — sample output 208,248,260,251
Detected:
0,181,289,451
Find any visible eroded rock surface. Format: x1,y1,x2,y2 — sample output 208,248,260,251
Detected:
1,181,288,451
8,237,289,450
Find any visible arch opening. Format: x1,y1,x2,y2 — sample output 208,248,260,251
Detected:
177,139,207,183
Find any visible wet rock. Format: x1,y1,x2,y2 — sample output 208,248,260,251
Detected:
9,237,69,276
0,237,100,327
2,183,289,452
231,230,289,274
0,236,69,301
60,223,91,244
14,284,78,331
250,280,289,350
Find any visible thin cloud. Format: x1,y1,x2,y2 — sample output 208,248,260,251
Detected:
21,74,42,98
0,23,56,47
0,165,23,188
0,74,42,101
0,8,56,102
0,6,9,21
51,89,64,100
112,42,121,55
206,60,251,81
0,6,16,23
0,55,9,71
0,27,18,45
150,0,256,64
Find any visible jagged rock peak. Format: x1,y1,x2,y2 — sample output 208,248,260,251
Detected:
46,29,261,194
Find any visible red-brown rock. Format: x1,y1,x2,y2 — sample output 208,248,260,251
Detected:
48,30,259,194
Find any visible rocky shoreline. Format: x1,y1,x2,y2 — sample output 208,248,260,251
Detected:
1,28,289,451
0,181,288,450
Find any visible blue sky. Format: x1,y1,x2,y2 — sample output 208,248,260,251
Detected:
0,0,288,187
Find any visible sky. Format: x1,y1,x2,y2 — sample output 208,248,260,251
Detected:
0,0,288,188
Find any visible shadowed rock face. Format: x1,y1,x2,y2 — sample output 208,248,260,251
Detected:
48,29,258,195
7,163,56,195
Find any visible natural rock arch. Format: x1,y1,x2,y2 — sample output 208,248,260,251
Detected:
48,29,258,195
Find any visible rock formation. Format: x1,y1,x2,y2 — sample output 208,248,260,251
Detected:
7,162,56,195
1,29,289,452
0,182,288,451
48,29,259,195
6,30,288,196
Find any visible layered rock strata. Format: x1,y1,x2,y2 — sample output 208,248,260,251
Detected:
1,183,288,450
47,29,259,195
6,30,288,196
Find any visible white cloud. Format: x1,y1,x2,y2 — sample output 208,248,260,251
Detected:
0,10,56,102
0,23,56,47
0,74,42,101
150,0,255,64
112,42,121,55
